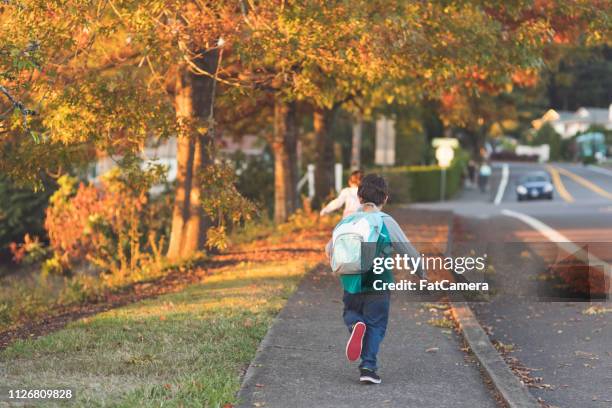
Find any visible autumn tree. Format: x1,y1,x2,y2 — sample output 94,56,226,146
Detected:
2,0,610,233
0,1,249,260
420,1,611,153
239,1,403,209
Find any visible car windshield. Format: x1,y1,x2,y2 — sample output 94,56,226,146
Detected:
521,174,548,183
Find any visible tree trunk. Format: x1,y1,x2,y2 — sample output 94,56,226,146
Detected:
272,100,298,223
167,50,219,260
166,124,195,260
313,107,335,209
181,133,210,255
350,117,362,170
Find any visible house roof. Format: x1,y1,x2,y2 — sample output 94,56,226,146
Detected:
572,108,609,123
534,106,611,129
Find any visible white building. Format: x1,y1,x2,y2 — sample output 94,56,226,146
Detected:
532,104,612,139
91,135,266,185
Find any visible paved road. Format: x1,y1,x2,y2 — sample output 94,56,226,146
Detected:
417,162,612,408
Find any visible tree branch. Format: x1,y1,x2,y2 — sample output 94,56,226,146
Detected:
0,84,36,131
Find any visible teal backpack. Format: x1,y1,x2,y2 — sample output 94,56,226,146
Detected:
330,211,389,275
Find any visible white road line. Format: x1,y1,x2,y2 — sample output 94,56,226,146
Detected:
494,163,509,205
501,209,611,294
587,165,612,177
501,209,570,242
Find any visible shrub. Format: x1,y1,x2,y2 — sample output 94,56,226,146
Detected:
59,275,101,304
44,175,104,270
44,166,169,278
42,254,65,277
200,161,257,251
9,234,49,264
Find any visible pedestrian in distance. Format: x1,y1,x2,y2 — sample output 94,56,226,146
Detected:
467,159,477,188
478,161,492,193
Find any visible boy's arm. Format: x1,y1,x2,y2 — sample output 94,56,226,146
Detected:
320,189,347,216
383,217,427,279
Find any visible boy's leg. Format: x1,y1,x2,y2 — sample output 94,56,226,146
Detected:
342,291,366,361
359,291,390,371
342,291,364,330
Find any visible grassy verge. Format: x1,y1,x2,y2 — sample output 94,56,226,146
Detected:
0,255,205,332
1,258,320,407
0,209,337,333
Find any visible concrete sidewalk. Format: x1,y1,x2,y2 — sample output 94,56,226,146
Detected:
237,210,499,408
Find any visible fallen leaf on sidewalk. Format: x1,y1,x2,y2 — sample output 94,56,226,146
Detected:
494,341,515,352
574,351,598,360
423,303,448,310
427,318,453,329
583,306,612,315
425,347,439,353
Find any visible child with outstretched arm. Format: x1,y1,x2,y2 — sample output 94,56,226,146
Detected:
320,170,363,218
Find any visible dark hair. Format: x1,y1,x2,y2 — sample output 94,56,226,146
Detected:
348,170,363,187
357,174,388,206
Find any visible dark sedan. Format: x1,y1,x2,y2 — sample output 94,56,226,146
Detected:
516,171,554,201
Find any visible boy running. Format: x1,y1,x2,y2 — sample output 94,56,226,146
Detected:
326,174,426,384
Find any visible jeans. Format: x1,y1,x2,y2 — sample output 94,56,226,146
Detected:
342,290,390,371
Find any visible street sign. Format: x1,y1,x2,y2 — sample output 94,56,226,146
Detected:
375,117,396,166
433,138,458,168
435,145,454,168
432,138,459,201
432,138,459,149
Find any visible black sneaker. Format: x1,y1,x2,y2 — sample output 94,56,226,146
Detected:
359,368,381,384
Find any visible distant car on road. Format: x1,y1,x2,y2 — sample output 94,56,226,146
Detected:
516,171,554,201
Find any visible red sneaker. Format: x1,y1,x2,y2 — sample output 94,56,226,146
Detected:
346,322,366,362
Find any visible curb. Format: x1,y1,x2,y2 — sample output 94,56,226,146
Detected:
236,309,280,407
446,214,540,408
450,302,540,408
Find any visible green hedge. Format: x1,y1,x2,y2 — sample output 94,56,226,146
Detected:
376,155,467,204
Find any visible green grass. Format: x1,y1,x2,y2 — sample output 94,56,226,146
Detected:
1,259,318,407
